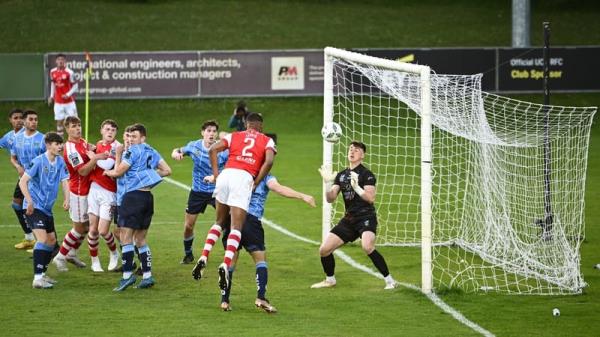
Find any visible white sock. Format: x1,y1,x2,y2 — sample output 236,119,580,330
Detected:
25,233,34,241
143,272,152,279
326,276,336,283
33,274,43,281
123,271,132,279
384,275,395,283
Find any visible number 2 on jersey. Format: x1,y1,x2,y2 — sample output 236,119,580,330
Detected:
241,137,255,157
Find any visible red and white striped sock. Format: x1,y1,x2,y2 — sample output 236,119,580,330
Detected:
58,229,81,258
88,234,99,257
102,232,117,252
201,224,223,259
223,229,241,268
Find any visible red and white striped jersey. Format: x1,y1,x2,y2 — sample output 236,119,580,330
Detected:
222,130,276,177
64,138,91,196
90,140,120,193
50,67,76,104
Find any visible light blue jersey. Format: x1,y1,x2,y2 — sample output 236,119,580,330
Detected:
247,174,276,219
181,140,228,193
0,128,23,153
121,143,163,194
23,153,69,216
11,131,45,168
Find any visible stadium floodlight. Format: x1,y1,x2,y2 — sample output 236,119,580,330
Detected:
322,46,596,295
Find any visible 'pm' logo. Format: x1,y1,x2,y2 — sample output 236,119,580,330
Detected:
271,57,304,90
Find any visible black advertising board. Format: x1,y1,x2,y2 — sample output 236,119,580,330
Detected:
498,47,600,92
360,48,497,91
7,46,598,101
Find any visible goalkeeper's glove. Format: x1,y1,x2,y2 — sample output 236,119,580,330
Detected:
318,164,337,190
350,171,365,197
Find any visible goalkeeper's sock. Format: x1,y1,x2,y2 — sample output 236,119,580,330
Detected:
368,250,390,277
201,224,223,259
321,254,335,277
256,261,268,300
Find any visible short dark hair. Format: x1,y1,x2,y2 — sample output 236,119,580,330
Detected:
246,112,263,123
45,132,63,144
56,53,66,59
22,109,38,119
201,119,219,131
64,116,81,128
350,141,367,153
101,119,118,129
9,108,23,118
129,123,147,136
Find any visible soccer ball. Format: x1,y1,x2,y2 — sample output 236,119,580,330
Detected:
552,308,560,317
321,122,342,143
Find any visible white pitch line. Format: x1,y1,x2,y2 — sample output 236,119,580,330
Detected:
164,177,494,337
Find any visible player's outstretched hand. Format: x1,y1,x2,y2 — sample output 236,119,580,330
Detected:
62,199,69,211
47,97,53,107
171,149,184,161
302,194,317,207
203,175,215,184
318,164,336,184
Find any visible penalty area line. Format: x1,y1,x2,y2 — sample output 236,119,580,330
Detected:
164,177,494,337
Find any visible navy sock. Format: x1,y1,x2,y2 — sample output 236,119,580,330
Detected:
12,203,31,235
33,242,53,275
368,250,390,277
321,254,335,277
122,244,135,274
256,261,268,300
221,267,235,303
183,236,194,255
138,245,152,274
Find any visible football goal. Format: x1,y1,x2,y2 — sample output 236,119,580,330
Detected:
322,47,596,295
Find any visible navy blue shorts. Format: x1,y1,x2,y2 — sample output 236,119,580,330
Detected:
222,214,265,253
119,190,154,230
26,209,55,233
186,191,215,215
13,181,23,200
331,213,378,243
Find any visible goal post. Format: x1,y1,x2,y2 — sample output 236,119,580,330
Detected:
322,46,596,295
323,47,434,293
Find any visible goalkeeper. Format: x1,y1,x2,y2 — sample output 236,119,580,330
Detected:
312,141,399,290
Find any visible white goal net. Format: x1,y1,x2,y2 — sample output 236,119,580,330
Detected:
323,47,596,295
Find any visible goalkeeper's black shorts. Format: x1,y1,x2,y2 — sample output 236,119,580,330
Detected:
331,213,378,243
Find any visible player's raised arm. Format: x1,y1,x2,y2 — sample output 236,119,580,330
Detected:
350,171,376,204
267,179,316,207
208,140,228,178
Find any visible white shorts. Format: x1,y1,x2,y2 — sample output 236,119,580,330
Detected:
54,101,78,121
69,192,89,223
213,168,254,211
87,182,116,221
